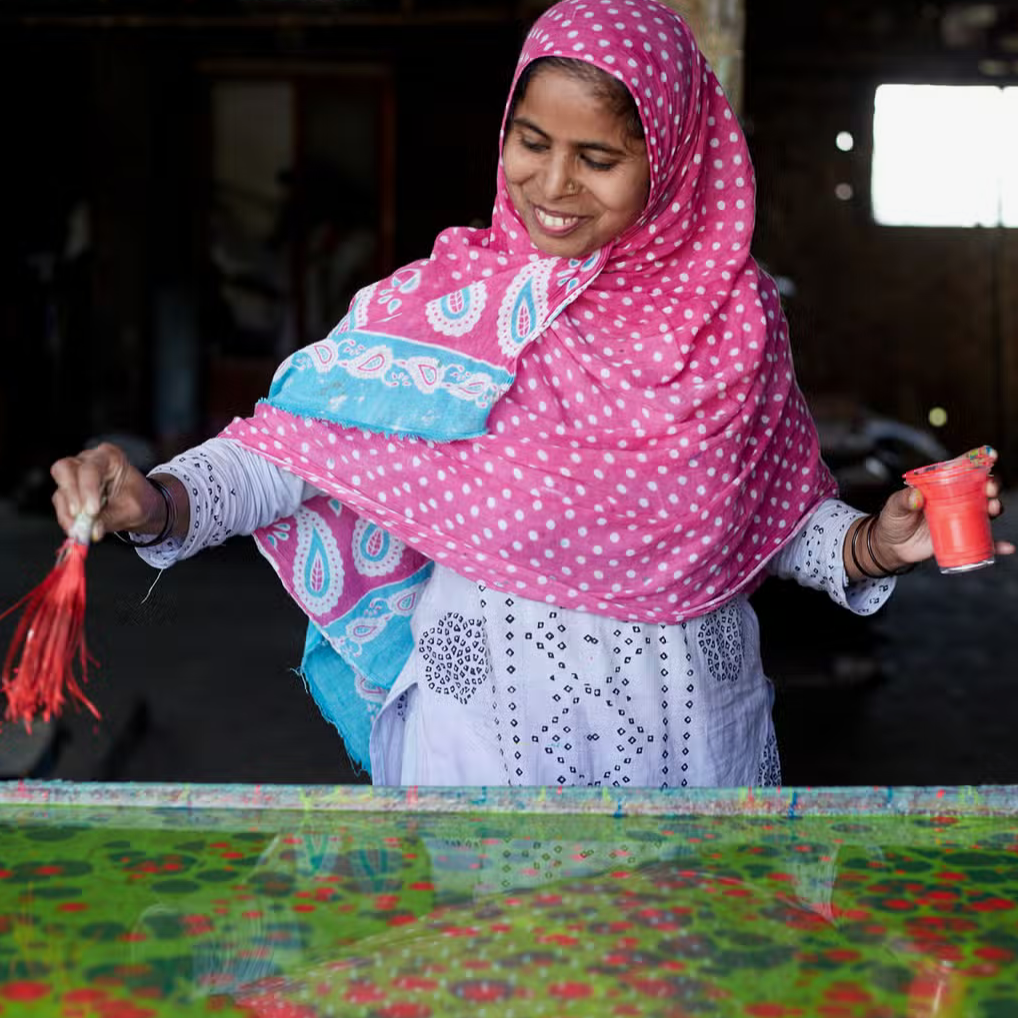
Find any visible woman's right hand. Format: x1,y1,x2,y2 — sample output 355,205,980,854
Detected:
50,442,165,543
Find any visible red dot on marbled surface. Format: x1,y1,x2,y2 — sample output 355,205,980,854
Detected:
549,982,593,999
881,899,916,911
1,982,49,1002
825,983,872,1003
975,946,1014,962
970,897,1016,912
375,1005,432,1018
63,990,108,1003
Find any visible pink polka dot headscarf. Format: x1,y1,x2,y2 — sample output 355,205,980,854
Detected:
222,0,837,625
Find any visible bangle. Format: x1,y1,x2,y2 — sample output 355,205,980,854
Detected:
117,476,177,549
850,514,884,579
865,515,916,577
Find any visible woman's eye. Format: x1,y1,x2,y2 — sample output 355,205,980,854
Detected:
582,155,616,171
520,137,548,152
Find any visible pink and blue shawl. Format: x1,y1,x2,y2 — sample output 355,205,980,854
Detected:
220,0,837,771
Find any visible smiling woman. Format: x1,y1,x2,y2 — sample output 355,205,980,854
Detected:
45,0,1009,789
503,60,650,259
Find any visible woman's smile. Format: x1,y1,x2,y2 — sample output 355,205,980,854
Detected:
532,205,584,235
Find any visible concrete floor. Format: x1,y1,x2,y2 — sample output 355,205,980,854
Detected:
1,496,1016,787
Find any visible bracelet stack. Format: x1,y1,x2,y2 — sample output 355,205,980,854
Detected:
849,514,916,579
119,476,177,549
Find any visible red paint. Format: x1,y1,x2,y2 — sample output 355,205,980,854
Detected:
975,946,1014,962
549,982,593,999
970,897,1016,912
0,982,49,1002
904,457,995,570
375,1005,432,1018
344,983,387,1004
92,1006,157,1018
63,990,108,1003
456,981,512,1002
824,984,871,1003
962,962,1001,979
825,950,861,963
624,978,687,999
392,977,438,992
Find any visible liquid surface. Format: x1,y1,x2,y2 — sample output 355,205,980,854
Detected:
1,805,1016,1016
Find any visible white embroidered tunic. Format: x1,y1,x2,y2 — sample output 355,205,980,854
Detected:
137,439,894,788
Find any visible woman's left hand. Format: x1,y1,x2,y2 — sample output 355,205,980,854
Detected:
868,448,1015,573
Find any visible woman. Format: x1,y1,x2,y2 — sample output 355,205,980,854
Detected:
51,0,1009,787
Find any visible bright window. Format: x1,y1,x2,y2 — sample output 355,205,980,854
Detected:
872,84,1018,227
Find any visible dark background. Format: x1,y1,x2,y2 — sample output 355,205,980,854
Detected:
0,0,1016,787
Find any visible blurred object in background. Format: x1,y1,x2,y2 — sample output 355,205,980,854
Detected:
0,719,58,779
202,70,394,436
813,395,951,514
667,0,744,112
754,396,949,702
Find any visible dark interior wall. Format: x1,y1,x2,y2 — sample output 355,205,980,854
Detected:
744,0,1018,474
0,12,526,493
3,1,1018,498
1,36,91,489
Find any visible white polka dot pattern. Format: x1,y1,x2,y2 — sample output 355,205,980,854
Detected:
221,0,837,625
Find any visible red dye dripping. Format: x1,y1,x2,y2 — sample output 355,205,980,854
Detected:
0,537,99,728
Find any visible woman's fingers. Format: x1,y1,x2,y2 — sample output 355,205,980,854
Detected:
51,447,114,514
50,486,78,537
49,443,135,539
50,456,86,520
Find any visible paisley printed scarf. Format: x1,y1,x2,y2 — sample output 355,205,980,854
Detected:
220,0,837,770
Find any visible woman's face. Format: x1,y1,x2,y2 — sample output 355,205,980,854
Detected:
503,66,650,259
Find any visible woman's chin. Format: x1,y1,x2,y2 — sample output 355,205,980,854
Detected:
526,230,594,260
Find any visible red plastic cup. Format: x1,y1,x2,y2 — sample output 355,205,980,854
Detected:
903,451,995,574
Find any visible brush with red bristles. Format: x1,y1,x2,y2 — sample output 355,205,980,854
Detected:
0,511,99,729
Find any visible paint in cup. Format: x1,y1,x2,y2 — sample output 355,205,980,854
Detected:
903,449,995,574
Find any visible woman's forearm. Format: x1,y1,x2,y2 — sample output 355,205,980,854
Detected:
843,514,906,583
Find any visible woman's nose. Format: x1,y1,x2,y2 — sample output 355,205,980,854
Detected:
542,157,577,199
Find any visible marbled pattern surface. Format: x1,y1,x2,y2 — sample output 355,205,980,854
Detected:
0,784,1016,1016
